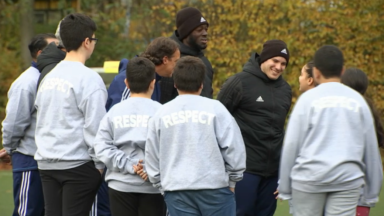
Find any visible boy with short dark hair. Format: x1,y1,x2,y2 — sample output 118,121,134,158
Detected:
145,56,246,216
278,45,383,216
94,57,165,216
35,13,106,216
1,33,57,216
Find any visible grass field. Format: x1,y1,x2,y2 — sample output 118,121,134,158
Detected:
0,170,383,215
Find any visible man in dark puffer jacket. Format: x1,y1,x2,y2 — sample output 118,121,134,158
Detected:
218,40,292,216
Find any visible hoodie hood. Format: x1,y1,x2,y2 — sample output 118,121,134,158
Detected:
243,52,283,83
170,31,204,57
118,58,129,74
36,42,66,73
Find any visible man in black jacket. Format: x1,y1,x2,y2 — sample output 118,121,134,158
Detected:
217,40,292,216
160,7,214,104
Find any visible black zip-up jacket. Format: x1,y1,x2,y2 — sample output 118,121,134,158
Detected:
36,42,66,90
217,53,292,177
160,31,214,104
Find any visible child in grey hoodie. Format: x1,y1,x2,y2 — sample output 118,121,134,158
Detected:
278,45,383,216
35,14,106,216
94,57,165,216
145,56,246,216
2,33,58,216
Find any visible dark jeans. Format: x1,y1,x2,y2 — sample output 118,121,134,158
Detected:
235,173,278,216
39,161,102,216
108,188,166,216
164,187,236,216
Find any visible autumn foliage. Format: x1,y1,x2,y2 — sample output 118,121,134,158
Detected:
1,0,384,124
132,0,384,112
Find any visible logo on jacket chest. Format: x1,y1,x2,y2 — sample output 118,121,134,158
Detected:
256,96,264,102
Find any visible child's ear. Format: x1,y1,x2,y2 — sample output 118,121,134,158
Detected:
36,49,43,57
124,78,129,89
313,67,321,80
308,77,314,86
149,79,156,90
341,66,346,75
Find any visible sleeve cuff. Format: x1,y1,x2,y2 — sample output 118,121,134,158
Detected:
359,197,379,207
229,181,237,188
153,182,164,194
94,162,105,170
278,193,292,200
2,146,13,155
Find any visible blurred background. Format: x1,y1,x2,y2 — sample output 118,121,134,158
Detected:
0,0,383,215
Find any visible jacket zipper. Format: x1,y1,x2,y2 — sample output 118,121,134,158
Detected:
266,85,276,177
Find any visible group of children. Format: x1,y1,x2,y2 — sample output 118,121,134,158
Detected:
1,11,383,216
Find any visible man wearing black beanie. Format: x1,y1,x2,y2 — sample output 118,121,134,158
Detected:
160,7,213,104
217,39,292,216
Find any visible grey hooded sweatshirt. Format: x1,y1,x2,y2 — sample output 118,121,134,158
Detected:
35,60,107,170
94,97,162,193
145,95,246,193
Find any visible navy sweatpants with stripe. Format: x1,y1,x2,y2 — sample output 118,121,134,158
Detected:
12,153,44,216
90,167,111,216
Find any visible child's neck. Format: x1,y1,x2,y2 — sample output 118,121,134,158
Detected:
177,90,201,96
64,51,87,64
318,77,340,84
130,92,152,99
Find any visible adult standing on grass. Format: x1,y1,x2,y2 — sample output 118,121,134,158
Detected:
217,39,292,216
1,33,58,216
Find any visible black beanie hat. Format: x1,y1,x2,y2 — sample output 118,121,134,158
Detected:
176,7,209,40
259,40,289,65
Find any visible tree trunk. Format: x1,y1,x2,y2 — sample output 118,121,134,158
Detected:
122,0,132,36
20,0,35,69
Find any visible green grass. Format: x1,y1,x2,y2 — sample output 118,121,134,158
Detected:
0,170,383,215
0,171,13,215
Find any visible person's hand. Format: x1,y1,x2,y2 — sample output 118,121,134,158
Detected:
0,149,11,164
133,160,143,173
133,160,147,181
137,167,148,181
274,190,279,199
229,187,235,193
274,190,283,201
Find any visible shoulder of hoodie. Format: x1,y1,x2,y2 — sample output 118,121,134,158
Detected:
296,82,368,110
9,67,40,93
47,61,106,89
109,98,162,115
154,96,228,118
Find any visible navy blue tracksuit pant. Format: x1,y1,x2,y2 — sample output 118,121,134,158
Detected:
90,169,111,216
12,153,44,216
235,173,278,216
